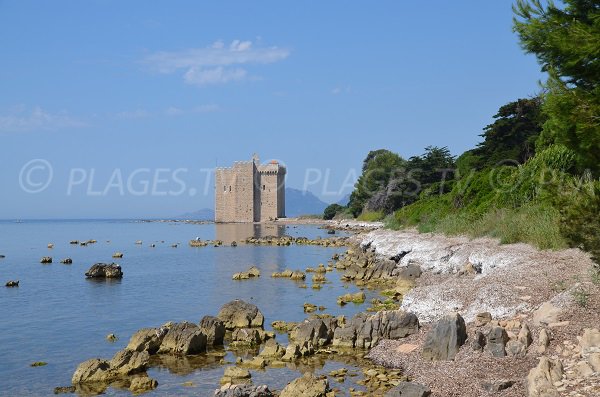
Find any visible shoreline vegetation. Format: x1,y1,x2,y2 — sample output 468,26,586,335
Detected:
322,0,600,266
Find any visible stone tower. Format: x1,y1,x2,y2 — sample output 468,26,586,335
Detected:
215,155,286,223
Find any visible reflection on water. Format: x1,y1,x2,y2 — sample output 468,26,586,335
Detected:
214,223,286,243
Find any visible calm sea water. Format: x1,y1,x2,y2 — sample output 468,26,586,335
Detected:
0,220,375,396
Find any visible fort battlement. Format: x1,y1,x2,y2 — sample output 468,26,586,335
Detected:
215,154,286,223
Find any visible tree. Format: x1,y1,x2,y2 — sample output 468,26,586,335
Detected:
323,203,344,220
513,0,600,175
471,98,545,169
348,150,405,217
385,146,456,210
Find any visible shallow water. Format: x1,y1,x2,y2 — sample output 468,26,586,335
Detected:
0,220,377,396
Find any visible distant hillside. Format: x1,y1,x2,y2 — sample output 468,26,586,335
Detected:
175,208,215,220
285,188,329,217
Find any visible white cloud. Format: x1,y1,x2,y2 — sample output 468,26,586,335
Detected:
184,66,247,86
0,106,86,132
145,40,289,86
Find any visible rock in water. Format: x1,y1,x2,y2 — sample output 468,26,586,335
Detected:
157,322,207,355
85,263,123,278
217,299,265,330
280,373,330,397
220,366,251,384
129,376,158,394
5,280,19,287
126,328,166,354
385,382,431,397
54,386,76,394
215,384,273,397
421,312,467,361
71,359,112,384
200,315,226,345
40,256,53,264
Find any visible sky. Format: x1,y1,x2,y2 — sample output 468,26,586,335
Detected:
0,0,545,219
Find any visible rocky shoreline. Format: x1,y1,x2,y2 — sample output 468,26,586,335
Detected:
53,220,600,396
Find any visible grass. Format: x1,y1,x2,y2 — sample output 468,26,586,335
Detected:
357,210,385,222
391,200,567,250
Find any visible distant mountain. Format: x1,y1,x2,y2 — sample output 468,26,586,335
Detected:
175,208,215,220
285,188,330,217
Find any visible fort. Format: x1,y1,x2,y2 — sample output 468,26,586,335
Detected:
215,154,286,223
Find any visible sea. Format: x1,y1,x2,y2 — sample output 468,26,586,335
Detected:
0,219,377,396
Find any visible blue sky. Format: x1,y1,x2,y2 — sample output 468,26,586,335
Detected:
0,0,544,219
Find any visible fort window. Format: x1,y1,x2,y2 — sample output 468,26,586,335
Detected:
263,185,265,190
229,186,232,192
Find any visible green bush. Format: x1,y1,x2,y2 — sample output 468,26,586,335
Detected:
357,211,385,222
323,204,345,220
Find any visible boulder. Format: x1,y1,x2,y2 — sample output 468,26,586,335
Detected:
231,328,263,346
475,312,492,327
220,366,251,384
290,319,335,348
280,373,330,397
527,357,563,397
157,322,207,355
506,340,527,358
85,263,123,278
422,312,467,361
40,256,52,264
486,326,509,358
60,258,73,264
396,264,422,280
126,328,165,354
259,339,285,358
5,280,19,287
533,302,562,326
579,328,600,357
384,382,431,397
332,326,357,348
332,310,419,349
217,300,264,330
518,323,533,347
537,329,550,353
129,376,158,394
281,341,314,361
200,316,226,345
71,350,149,384
109,350,150,376
471,331,486,352
356,310,419,349
112,252,124,258
214,383,274,397
71,359,112,384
